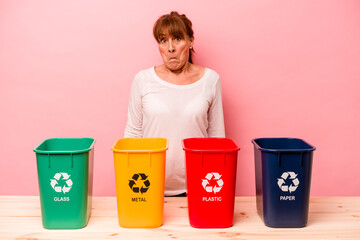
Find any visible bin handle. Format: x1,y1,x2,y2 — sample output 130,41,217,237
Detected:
47,154,74,168
278,152,305,167
149,152,152,168
125,152,152,167
126,152,129,167
278,153,281,167
201,153,227,167
70,153,73,168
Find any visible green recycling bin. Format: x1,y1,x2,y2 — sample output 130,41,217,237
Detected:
34,138,95,229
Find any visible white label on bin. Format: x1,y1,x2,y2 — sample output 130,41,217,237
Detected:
201,172,223,194
202,196,222,202
277,171,299,193
280,196,295,201
50,172,73,194
54,197,70,201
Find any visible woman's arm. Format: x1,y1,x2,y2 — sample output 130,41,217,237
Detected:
124,73,144,138
207,78,225,137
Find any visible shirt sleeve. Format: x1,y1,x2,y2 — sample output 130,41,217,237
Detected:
124,72,144,138
207,77,226,137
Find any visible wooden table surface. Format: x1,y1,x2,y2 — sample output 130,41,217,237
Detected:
0,196,359,240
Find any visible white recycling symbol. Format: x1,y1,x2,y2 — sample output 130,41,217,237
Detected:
50,172,73,194
277,171,299,193
202,172,223,194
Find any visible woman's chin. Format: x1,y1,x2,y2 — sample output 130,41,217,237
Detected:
166,62,186,72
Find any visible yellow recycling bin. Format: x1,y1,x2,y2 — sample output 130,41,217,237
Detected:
111,138,168,228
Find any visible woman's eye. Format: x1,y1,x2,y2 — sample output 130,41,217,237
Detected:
160,39,167,43
174,37,181,41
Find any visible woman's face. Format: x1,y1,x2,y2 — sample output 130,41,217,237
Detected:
158,31,193,71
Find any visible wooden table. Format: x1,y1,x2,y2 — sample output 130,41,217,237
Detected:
0,196,359,239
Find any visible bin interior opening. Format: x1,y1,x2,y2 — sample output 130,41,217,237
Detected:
35,138,94,152
253,138,314,151
113,138,167,151
183,138,239,151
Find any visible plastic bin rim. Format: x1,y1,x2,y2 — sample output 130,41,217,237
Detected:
182,137,240,153
33,137,96,154
111,137,169,153
251,137,316,152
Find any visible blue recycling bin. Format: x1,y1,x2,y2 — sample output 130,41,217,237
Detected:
252,138,315,228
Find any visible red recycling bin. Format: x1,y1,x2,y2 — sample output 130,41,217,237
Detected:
182,138,240,228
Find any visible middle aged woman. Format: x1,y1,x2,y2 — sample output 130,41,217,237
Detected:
124,11,225,196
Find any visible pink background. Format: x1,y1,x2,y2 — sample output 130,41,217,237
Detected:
1,1,359,196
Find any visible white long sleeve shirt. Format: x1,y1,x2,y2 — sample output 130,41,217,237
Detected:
124,66,225,196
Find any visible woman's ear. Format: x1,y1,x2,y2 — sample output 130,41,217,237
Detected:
189,36,194,48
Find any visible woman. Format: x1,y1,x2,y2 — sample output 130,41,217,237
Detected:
124,11,225,196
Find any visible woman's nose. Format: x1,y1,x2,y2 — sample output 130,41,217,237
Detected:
168,41,175,52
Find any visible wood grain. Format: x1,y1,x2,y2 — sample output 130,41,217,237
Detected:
0,196,359,239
